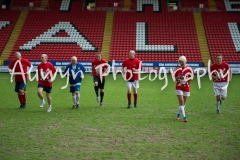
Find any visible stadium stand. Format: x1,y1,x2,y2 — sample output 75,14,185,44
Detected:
110,9,202,62
8,9,106,61
0,10,21,56
1,0,239,65
95,0,124,8
202,11,240,63
179,0,208,9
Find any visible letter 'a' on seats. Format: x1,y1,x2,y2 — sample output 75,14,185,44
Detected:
19,22,97,52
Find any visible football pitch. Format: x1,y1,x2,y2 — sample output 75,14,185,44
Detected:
0,73,240,159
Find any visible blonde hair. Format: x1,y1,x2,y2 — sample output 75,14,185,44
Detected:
178,55,187,63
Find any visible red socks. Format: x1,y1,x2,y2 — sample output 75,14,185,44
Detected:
134,93,138,103
18,92,26,104
127,93,131,103
127,93,138,104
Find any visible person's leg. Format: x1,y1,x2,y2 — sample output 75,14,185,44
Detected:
99,79,105,108
175,90,187,122
75,92,80,108
72,91,76,108
177,94,187,122
18,81,27,108
126,82,132,108
15,82,23,108
133,87,138,108
93,76,99,102
182,92,190,122
133,81,139,108
37,85,45,108
19,90,27,108
216,95,221,113
214,83,221,113
75,84,81,108
46,91,52,112
219,82,228,105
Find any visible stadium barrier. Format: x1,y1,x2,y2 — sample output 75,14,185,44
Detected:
2,60,239,74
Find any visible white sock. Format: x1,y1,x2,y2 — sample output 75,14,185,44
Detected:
216,101,220,110
76,94,80,104
49,105,52,108
180,106,186,117
42,99,45,103
178,106,181,114
72,95,76,105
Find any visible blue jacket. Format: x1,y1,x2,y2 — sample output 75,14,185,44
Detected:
64,63,86,84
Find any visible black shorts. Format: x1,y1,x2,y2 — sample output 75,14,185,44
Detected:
93,76,105,89
15,81,27,92
38,84,52,93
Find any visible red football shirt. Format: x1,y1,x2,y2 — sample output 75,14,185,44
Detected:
37,62,56,87
92,58,108,78
8,58,32,81
174,66,193,92
122,58,142,81
210,62,230,82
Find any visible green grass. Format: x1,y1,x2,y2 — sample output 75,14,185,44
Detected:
0,73,240,160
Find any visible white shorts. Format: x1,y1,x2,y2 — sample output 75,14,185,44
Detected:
126,80,139,89
213,82,228,97
176,90,190,97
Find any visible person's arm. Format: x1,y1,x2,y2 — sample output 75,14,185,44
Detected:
132,61,142,73
27,60,33,74
91,61,95,76
51,64,57,75
80,64,86,74
8,61,13,73
103,61,108,74
229,67,232,82
122,60,126,74
174,69,181,81
63,65,69,76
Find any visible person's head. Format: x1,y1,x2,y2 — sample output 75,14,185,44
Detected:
129,50,136,59
178,55,187,68
71,56,77,66
41,54,48,64
14,52,21,60
216,54,222,65
96,52,102,61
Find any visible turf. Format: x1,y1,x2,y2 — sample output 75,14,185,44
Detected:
0,73,240,160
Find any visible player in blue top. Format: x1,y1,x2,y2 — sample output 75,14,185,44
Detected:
64,56,85,109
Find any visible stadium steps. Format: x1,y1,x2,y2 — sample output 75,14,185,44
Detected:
194,13,211,67
101,12,114,61
40,0,49,8
0,11,28,61
124,0,131,9
208,0,216,9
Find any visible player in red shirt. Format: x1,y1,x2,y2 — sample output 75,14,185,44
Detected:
37,54,56,112
210,54,232,114
92,52,108,108
122,50,142,108
8,52,32,109
174,56,194,122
